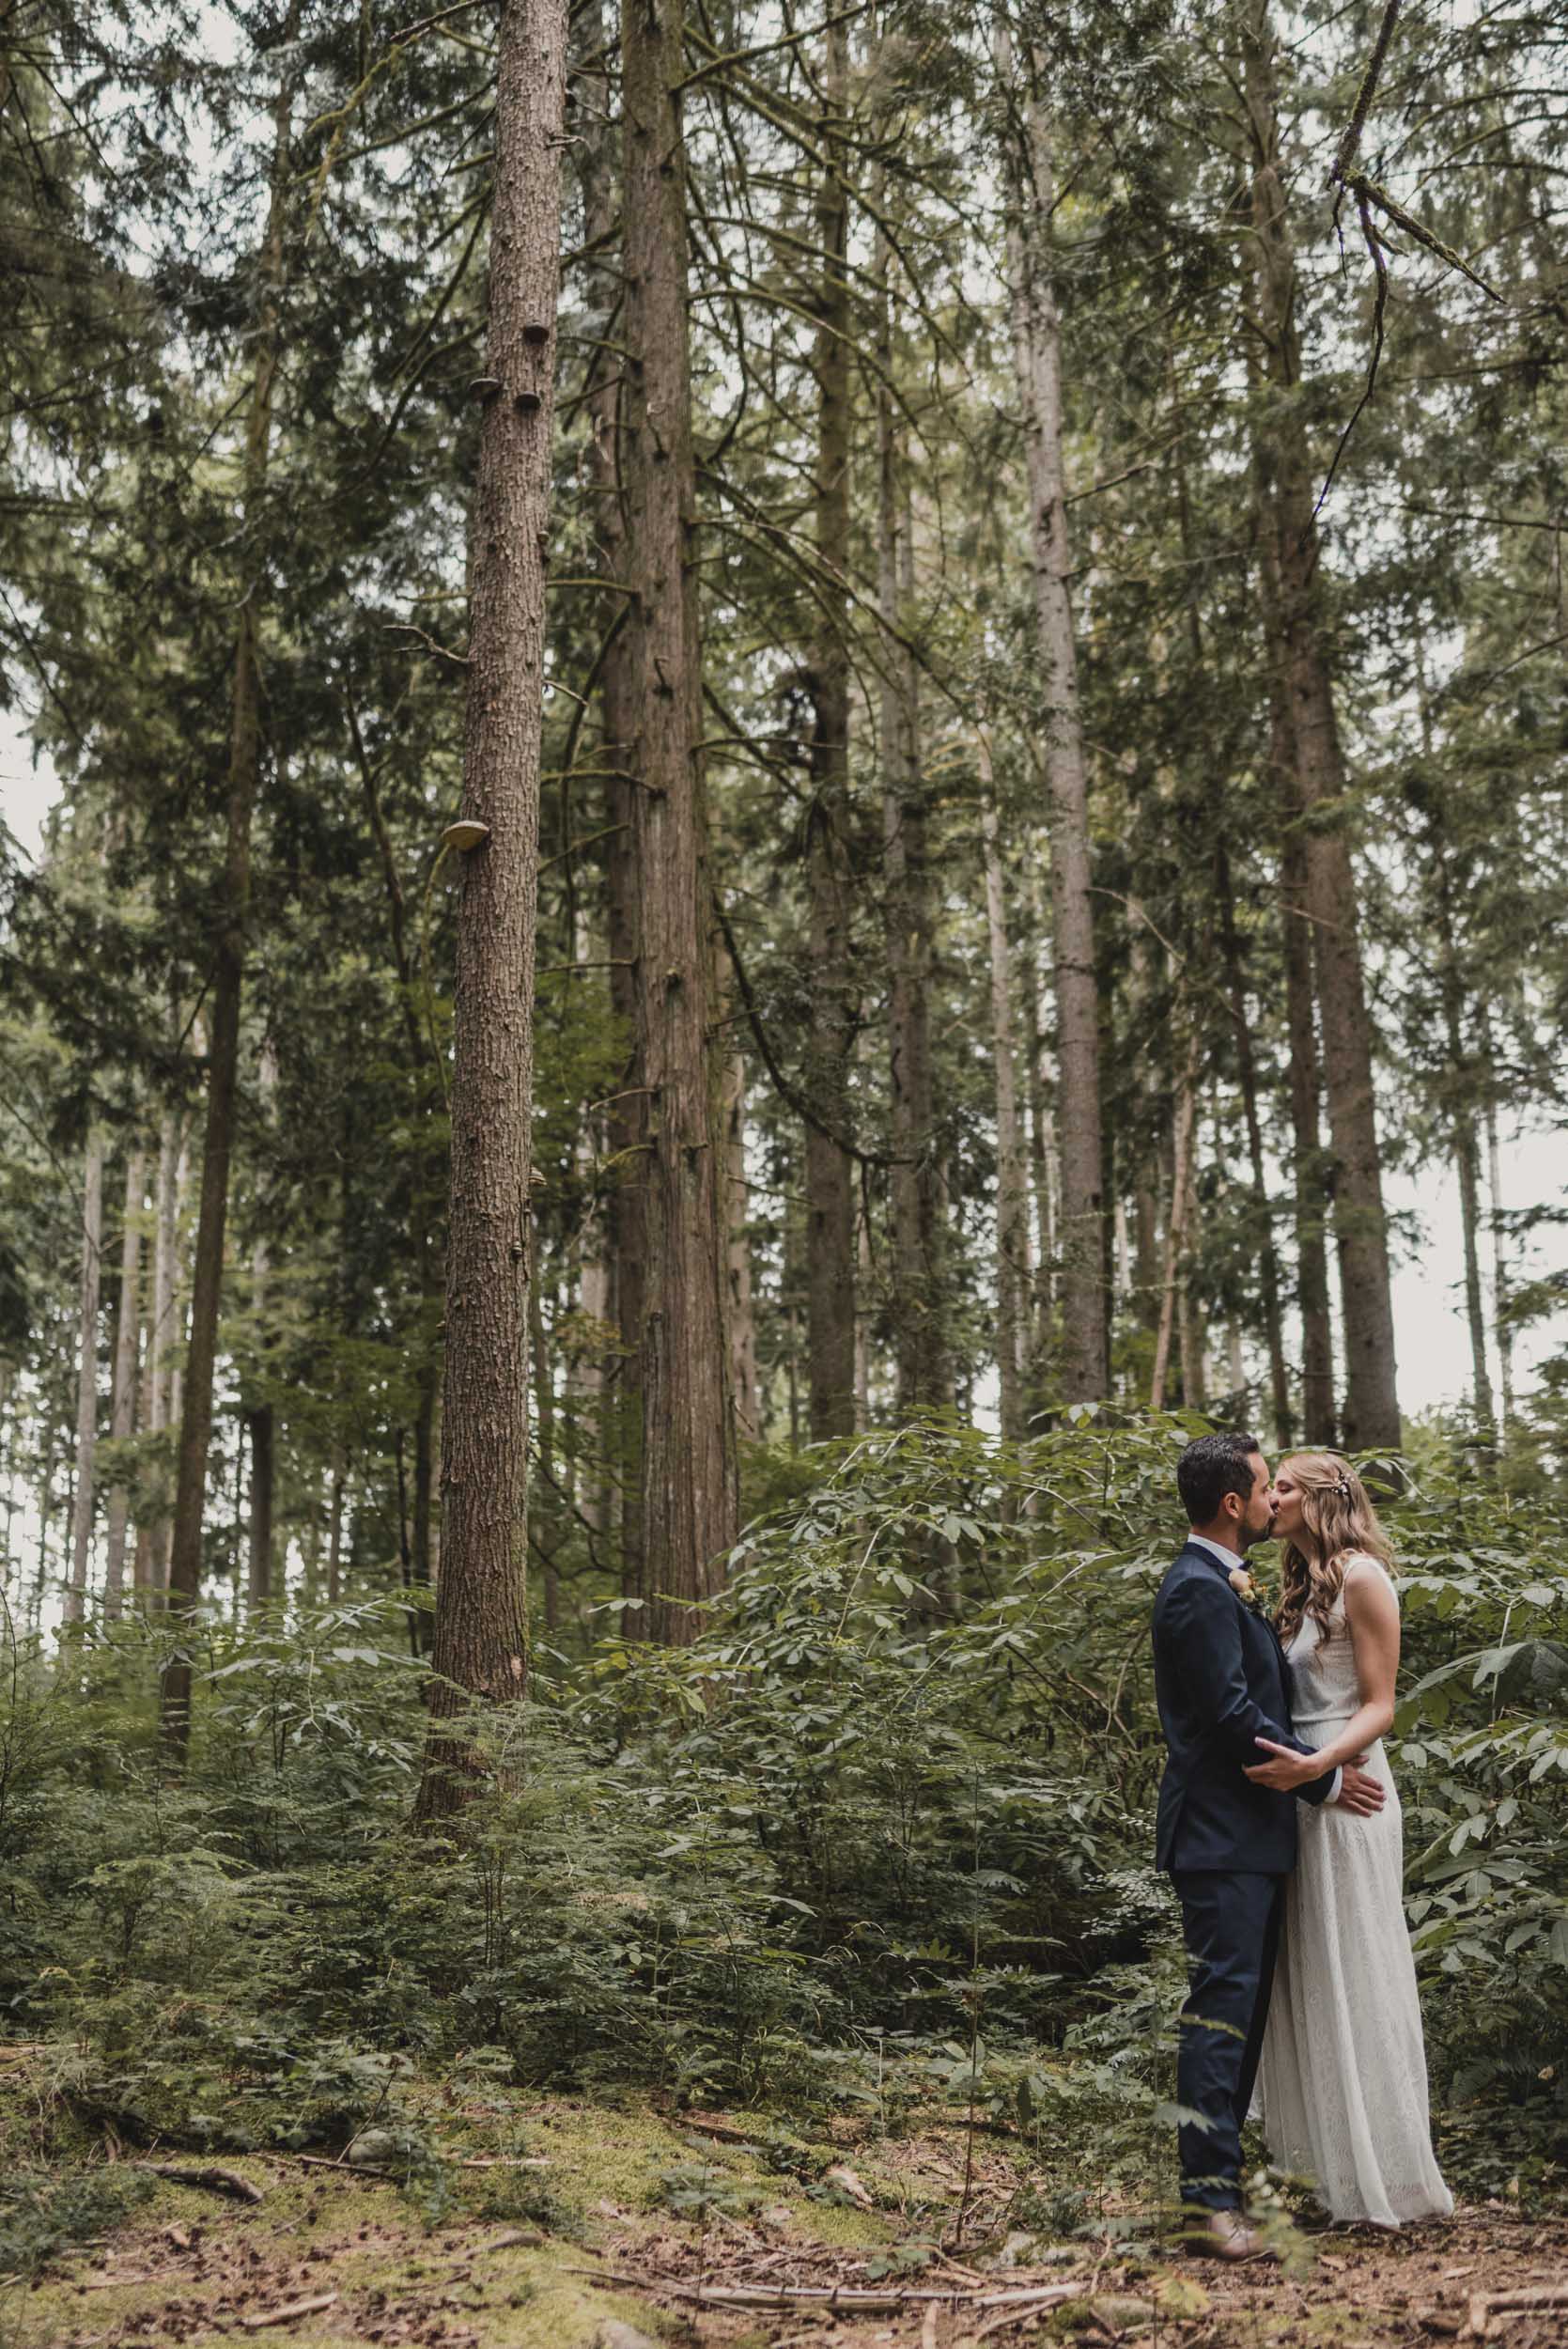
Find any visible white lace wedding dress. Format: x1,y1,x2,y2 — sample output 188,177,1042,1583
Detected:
1253,1555,1454,2226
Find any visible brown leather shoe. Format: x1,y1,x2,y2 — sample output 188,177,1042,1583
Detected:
1196,2209,1276,2263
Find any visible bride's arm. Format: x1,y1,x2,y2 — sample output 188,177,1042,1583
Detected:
1243,1562,1400,1789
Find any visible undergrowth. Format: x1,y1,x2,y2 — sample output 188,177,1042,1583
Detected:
0,1416,1562,2214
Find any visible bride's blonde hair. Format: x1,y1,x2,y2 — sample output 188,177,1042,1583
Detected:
1275,1453,1396,1648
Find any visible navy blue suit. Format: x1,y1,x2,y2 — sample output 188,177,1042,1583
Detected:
1151,1541,1336,2211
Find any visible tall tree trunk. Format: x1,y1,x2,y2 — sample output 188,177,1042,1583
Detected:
133,1116,172,1602
1177,1136,1205,1411
1133,1185,1160,1333
247,1403,274,1607
530,1276,560,1634
1481,1042,1515,1430
162,17,299,1750
1150,1048,1196,1413
1427,888,1495,1439
1214,847,1291,1443
1451,1090,1494,1437
854,1206,872,1429
102,1148,144,1619
877,351,944,1414
34,1419,57,1635
620,0,737,1642
1244,1,1400,1453
1003,51,1108,1401
1023,897,1058,1377
1275,714,1337,1444
326,1459,345,1605
1249,331,1334,1447
725,1052,759,1441
803,10,856,1440
411,1360,436,1631
144,1116,185,1598
415,0,568,1820
577,0,646,1611
66,1129,104,1625
979,731,1032,1443
246,1192,273,1609
1413,652,1496,1442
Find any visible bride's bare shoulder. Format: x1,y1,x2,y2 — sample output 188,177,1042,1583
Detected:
1341,1552,1399,1611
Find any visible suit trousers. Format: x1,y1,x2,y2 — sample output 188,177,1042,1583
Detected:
1169,1868,1285,2212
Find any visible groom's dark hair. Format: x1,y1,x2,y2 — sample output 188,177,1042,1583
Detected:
1177,1432,1263,1526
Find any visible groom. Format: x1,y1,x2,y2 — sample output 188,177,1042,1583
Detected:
1152,1432,1386,2261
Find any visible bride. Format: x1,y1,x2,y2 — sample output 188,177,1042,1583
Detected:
1242,1454,1454,2228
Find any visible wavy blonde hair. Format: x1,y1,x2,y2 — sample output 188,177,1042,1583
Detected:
1274,1453,1397,1648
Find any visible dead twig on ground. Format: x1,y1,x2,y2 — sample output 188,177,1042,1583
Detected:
239,2291,339,2329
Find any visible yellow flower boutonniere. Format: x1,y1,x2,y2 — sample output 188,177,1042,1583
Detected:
1228,1564,1262,1610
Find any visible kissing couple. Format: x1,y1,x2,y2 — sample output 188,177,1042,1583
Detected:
1152,1433,1454,2259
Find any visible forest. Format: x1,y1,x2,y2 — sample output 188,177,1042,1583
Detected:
1,0,1566,2342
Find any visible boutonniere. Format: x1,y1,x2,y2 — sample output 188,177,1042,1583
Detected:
1228,1564,1264,1610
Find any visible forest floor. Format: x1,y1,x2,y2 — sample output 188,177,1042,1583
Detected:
4,2078,1564,2349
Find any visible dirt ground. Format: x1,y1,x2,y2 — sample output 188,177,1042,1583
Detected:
5,2095,1564,2349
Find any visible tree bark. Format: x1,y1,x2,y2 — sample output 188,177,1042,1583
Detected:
1023,894,1058,1376
877,352,944,1415
1452,1092,1494,1436
415,0,568,1819
803,9,857,1441
102,1148,144,1619
724,1052,759,1441
530,1276,560,1634
620,0,737,1642
246,1403,274,1608
1003,49,1108,1401
979,731,1032,1443
162,16,298,1750
66,1129,104,1625
576,0,646,1611
326,1459,345,1605
1177,1134,1205,1412
1273,698,1337,1444
246,1086,274,1612
1244,1,1400,1453
1481,1038,1514,1430
411,1360,436,1627
144,1116,185,1598
1214,847,1291,1443
1149,1050,1196,1413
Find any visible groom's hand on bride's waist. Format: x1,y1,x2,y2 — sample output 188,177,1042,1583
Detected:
1244,1738,1387,1816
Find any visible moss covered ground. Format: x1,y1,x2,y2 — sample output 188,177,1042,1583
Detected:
3,2069,1565,2349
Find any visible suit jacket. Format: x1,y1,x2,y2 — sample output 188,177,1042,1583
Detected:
1152,1541,1336,1875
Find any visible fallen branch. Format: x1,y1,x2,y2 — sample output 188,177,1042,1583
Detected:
240,2291,339,2330
571,2267,1088,2315
134,2163,264,2204
1469,2283,1568,2337
677,2112,762,2145
454,2155,551,2170
279,2153,396,2178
